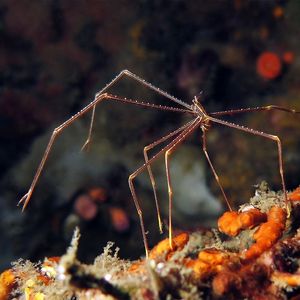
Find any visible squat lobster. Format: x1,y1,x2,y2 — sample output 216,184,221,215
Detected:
18,69,299,257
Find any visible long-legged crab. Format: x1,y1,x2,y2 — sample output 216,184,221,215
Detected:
18,70,300,257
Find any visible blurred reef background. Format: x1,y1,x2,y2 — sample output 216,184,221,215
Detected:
1,0,300,271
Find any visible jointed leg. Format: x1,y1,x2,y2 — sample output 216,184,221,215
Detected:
129,119,200,257
18,95,108,211
165,148,173,247
19,93,192,211
81,104,95,151
18,130,59,211
210,105,300,117
209,117,289,215
202,131,233,211
164,123,198,248
143,120,195,233
81,70,192,151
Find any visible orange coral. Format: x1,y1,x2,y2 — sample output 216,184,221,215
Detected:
212,270,241,296
198,248,229,266
239,208,267,229
289,187,300,201
185,248,233,279
273,6,284,19
256,52,282,80
88,187,107,203
282,51,295,64
267,206,286,227
272,271,300,287
212,263,270,298
218,206,286,261
109,207,130,232
149,232,189,260
244,207,286,260
128,260,144,273
185,259,211,279
128,233,189,273
218,211,240,236
218,208,267,237
74,195,98,221
0,269,15,300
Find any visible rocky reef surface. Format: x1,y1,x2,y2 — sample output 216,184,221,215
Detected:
1,184,300,300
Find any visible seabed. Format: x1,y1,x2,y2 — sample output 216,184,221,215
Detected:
2,184,300,300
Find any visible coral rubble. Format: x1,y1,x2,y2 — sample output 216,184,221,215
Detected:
2,184,300,299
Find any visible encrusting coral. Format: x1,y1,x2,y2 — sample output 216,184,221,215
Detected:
218,208,267,237
2,183,300,299
244,206,287,260
0,269,15,300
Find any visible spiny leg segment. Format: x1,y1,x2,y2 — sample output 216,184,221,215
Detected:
210,105,300,117
209,104,300,214
164,120,201,247
82,69,192,151
209,116,289,214
143,120,196,234
202,130,233,211
129,118,200,256
18,93,192,211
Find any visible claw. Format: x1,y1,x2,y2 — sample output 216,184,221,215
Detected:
17,193,28,206
18,189,32,212
81,139,91,152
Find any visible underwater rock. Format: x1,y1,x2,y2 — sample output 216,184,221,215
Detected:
3,184,300,299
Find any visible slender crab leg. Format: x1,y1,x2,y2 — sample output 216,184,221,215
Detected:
210,105,300,117
209,116,289,215
18,93,192,211
82,69,192,150
202,131,233,211
143,120,195,233
128,118,200,256
164,121,201,247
